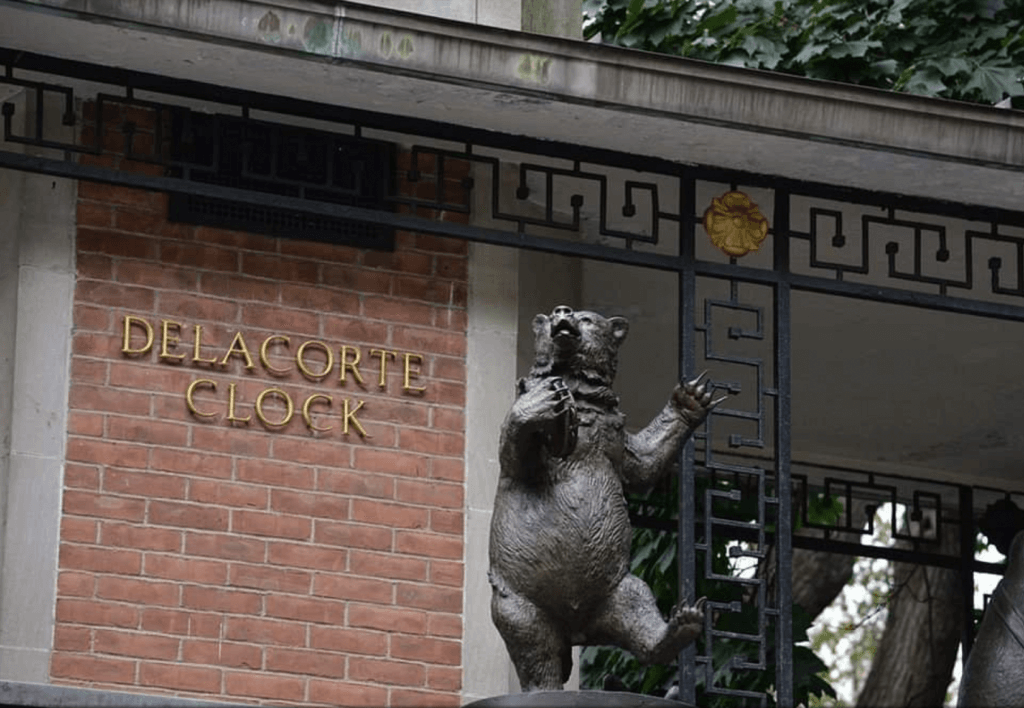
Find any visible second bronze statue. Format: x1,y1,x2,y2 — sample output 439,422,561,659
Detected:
488,305,721,691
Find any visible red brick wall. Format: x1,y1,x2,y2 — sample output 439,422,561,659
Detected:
53,101,467,706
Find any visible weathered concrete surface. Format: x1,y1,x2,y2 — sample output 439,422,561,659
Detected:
1,0,1022,210
0,681,250,707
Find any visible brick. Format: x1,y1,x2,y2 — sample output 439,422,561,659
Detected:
314,520,392,551
78,181,160,210
391,326,466,357
60,544,141,575
280,282,359,313
428,560,464,588
309,626,388,656
236,457,314,489
57,570,95,597
348,604,426,634
151,448,232,479
100,521,181,552
350,499,428,530
321,264,392,296
362,296,433,326
94,629,179,660
429,380,466,407
430,509,463,536
70,357,109,385
270,489,348,519
79,201,113,228
427,612,462,639
393,275,454,304
265,647,347,679
157,291,240,324
415,233,468,254
397,583,461,614
68,410,105,437
431,407,464,432
353,448,429,478
391,635,461,666
308,679,388,707
430,458,463,482
363,250,432,276
56,598,139,628
67,439,149,469
199,272,280,303
395,531,462,560
395,479,464,510
51,654,136,685
141,608,221,638
229,563,311,594
161,241,239,272
65,465,101,493
266,541,345,572
146,554,227,585
74,303,113,333
104,469,185,499
349,551,428,582
361,398,429,427
149,500,229,531
78,227,159,260
241,252,319,282
348,657,425,687
242,303,318,336
182,586,261,614
96,576,180,607
435,254,467,280
72,331,126,359
53,625,92,652
431,356,465,382
233,510,311,540
396,430,464,459
115,207,180,235
108,364,185,395
116,260,198,291
107,416,188,447
270,436,352,466
62,517,98,544
189,479,268,509
427,666,462,692
224,671,304,701
182,640,261,670
265,595,345,625
77,253,114,281
184,532,266,563
224,617,305,647
313,574,393,604
317,469,393,499
390,689,461,707
279,238,360,263
139,662,222,693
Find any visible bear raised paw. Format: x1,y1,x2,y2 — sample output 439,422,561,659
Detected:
488,305,720,692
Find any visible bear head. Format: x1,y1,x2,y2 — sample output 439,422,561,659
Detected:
529,305,629,386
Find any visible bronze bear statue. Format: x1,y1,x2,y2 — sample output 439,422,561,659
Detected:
488,305,717,692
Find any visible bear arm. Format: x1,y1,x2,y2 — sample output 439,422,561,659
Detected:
621,402,694,491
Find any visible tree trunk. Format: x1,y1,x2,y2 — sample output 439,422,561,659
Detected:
854,518,964,708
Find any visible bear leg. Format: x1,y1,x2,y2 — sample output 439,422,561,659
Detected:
491,584,571,691
591,574,703,666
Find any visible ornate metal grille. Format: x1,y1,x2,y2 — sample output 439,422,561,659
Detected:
4,46,1024,705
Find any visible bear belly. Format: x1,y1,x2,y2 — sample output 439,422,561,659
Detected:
490,468,632,622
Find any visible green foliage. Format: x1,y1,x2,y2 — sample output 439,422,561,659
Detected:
582,0,1024,104
580,477,837,706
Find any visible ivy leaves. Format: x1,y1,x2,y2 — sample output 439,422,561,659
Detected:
583,0,1024,104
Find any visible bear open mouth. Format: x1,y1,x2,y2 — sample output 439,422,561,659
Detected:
551,318,580,341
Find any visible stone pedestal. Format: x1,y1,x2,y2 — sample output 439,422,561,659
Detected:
465,690,689,707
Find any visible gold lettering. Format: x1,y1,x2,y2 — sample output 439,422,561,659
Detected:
343,398,370,438
185,379,218,418
339,345,365,385
192,325,219,365
220,331,255,370
255,388,294,428
402,352,427,393
302,394,333,432
226,382,251,424
260,335,291,376
370,348,397,389
121,315,153,356
160,320,186,362
296,340,334,380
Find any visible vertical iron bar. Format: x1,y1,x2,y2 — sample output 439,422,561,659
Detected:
678,174,697,705
773,187,794,706
960,485,975,667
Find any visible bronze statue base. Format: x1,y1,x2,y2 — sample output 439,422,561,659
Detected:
465,691,690,707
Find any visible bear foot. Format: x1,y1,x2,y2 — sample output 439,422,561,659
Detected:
648,598,705,665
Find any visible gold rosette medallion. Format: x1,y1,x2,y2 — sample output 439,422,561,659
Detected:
703,191,769,257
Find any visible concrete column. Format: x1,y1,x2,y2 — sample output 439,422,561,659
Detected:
521,0,582,39
0,90,77,683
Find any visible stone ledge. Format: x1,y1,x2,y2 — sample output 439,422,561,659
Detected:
0,682,252,708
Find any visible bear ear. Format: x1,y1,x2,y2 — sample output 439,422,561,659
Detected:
533,314,549,335
609,317,629,344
